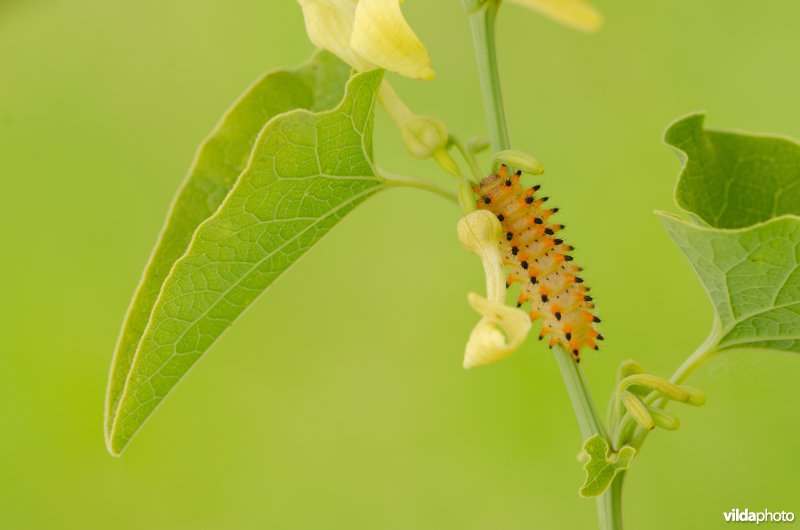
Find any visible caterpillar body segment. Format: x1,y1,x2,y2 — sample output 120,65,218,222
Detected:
474,165,601,362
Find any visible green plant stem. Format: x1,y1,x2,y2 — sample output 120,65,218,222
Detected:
381,171,458,204
661,319,722,387
599,474,624,530
611,321,721,450
625,322,721,449
553,347,606,439
464,2,619,528
553,348,621,530
466,1,510,152
463,0,613,442
449,135,483,182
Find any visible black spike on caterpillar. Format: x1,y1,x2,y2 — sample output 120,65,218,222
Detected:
474,165,601,362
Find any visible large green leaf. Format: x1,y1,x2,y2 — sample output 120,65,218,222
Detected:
658,113,800,355
665,113,800,229
105,67,386,455
658,215,800,353
104,51,351,441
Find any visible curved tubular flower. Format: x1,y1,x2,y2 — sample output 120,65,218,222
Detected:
506,0,603,32
458,210,532,368
491,149,544,175
297,0,435,80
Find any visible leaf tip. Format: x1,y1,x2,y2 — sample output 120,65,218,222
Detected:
663,111,706,150
105,435,125,458
104,419,131,457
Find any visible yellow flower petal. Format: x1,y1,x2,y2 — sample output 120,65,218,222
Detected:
464,293,532,369
457,210,505,301
507,0,603,32
351,0,435,80
297,0,375,71
458,211,532,369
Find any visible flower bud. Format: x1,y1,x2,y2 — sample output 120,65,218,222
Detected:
619,374,690,402
379,82,454,166
682,386,707,406
401,115,450,159
492,149,545,175
616,359,646,381
646,406,681,431
621,391,654,431
457,209,501,256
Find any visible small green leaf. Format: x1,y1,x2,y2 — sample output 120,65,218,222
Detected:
104,50,351,442
579,435,635,498
105,67,386,455
659,113,800,355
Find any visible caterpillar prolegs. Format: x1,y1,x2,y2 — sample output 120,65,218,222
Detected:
474,165,602,362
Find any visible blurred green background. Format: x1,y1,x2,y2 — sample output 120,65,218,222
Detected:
2,1,799,528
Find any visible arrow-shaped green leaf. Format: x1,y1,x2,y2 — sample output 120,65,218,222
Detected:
105,66,386,455
104,51,351,442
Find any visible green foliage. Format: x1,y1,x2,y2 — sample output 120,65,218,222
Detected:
659,113,800,356
104,50,351,445
665,113,800,228
105,64,386,455
579,435,635,498
659,215,800,353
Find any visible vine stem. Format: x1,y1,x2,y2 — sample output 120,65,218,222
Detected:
449,135,483,182
554,347,621,530
465,0,510,152
624,321,721,450
552,347,607,440
381,171,459,204
463,2,620,527
662,318,721,386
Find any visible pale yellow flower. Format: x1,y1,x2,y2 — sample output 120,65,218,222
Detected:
507,0,603,32
297,0,435,80
458,210,532,368
464,293,532,368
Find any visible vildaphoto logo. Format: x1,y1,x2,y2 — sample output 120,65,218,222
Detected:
724,508,795,524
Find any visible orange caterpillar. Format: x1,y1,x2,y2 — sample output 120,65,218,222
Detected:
474,165,602,362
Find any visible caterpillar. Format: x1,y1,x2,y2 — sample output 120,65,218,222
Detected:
474,164,602,362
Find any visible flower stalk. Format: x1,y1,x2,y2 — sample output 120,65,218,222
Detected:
465,0,510,152
463,2,622,528
457,210,532,368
